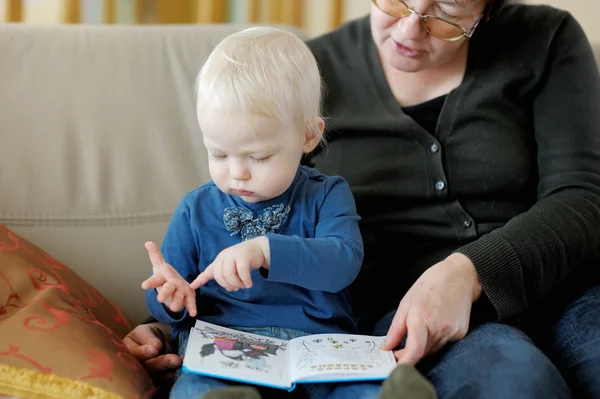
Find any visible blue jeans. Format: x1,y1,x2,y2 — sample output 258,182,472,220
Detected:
372,281,600,399
170,326,382,399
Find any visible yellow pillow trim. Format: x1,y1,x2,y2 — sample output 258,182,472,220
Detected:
0,364,122,399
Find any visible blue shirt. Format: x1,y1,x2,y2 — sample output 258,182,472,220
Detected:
145,166,363,338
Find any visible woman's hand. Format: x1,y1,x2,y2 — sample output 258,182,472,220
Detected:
190,237,269,291
381,253,482,365
123,322,182,384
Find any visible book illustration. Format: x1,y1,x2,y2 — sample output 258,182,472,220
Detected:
193,324,287,374
310,363,374,373
292,334,389,373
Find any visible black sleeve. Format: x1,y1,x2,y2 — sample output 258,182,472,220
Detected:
458,13,600,320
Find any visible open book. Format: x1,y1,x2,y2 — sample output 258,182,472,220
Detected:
182,320,397,391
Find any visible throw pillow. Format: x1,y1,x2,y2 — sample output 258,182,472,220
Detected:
0,224,155,399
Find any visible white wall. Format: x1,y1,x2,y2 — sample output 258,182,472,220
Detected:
302,0,369,37
521,0,599,43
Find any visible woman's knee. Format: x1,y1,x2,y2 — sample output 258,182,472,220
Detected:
425,323,571,399
546,284,600,397
550,284,600,359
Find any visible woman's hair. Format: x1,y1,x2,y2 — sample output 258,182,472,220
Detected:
486,0,508,18
195,27,323,138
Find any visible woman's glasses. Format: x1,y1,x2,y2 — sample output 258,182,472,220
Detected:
371,0,483,42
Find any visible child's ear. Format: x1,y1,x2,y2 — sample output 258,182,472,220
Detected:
302,117,325,153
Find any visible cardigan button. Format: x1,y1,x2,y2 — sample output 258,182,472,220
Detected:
435,180,446,191
430,143,440,153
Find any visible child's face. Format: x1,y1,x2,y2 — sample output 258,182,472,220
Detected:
200,109,320,203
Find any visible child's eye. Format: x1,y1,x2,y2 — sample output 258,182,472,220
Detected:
251,155,271,163
210,154,227,161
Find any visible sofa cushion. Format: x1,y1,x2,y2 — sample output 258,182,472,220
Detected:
0,224,154,399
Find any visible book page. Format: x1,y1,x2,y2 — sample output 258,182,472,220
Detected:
289,333,396,383
182,320,292,389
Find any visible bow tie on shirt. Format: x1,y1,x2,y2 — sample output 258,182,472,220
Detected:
223,203,291,242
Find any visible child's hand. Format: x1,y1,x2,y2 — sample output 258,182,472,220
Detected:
141,241,198,317
190,237,270,292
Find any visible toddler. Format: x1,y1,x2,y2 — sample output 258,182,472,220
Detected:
142,27,381,399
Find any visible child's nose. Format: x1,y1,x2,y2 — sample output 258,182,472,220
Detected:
230,162,251,181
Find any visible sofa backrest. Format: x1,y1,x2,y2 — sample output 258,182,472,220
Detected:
0,23,307,322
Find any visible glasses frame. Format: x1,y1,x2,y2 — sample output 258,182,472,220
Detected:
371,0,484,42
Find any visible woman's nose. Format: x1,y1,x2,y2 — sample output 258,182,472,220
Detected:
394,12,427,40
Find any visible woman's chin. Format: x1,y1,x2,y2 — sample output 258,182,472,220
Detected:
385,52,428,73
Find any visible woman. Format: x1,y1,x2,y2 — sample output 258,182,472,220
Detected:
126,1,600,397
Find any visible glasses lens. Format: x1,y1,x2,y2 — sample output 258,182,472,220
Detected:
424,17,465,40
372,0,411,18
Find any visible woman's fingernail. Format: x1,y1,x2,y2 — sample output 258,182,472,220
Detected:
146,347,157,356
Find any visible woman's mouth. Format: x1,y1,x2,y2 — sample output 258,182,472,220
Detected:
393,40,422,58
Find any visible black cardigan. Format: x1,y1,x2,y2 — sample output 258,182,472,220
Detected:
306,4,600,324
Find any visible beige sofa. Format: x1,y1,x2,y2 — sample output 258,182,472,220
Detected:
1,22,599,327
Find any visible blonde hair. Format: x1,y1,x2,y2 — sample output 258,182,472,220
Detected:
195,27,323,139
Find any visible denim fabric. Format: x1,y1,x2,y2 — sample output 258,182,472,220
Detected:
541,284,600,398
372,281,600,399
170,326,381,399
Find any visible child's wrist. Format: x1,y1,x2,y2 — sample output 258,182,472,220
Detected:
255,236,270,270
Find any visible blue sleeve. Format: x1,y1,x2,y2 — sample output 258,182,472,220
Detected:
265,178,363,292
145,196,199,324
